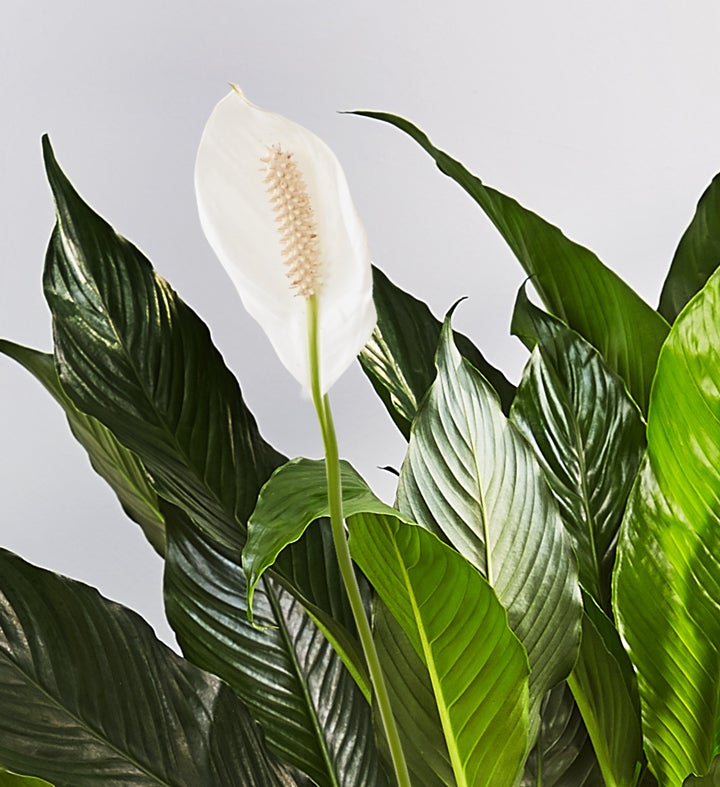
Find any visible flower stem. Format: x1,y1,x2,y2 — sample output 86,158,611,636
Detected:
307,296,410,787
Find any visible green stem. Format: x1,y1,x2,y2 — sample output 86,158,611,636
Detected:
307,296,410,787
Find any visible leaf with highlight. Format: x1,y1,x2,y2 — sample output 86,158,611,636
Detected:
396,317,581,740
0,549,302,787
510,288,645,610
614,266,720,785
348,511,530,787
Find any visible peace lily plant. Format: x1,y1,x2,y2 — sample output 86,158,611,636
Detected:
1,87,720,787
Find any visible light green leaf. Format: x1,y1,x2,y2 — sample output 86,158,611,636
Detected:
659,174,720,323
348,511,530,787
396,316,581,740
568,597,644,787
510,288,645,610
0,772,53,787
0,340,165,555
373,601,454,787
164,506,386,787
354,111,669,413
0,548,303,787
520,682,602,787
360,266,515,437
40,137,367,684
244,458,397,616
614,266,720,785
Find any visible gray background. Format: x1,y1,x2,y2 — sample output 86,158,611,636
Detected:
2,1,719,646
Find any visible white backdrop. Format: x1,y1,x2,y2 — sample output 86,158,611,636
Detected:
2,0,720,646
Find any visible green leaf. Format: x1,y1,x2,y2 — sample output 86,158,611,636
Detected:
0,548,303,787
520,682,602,787
373,602,454,787
360,266,515,437
354,111,669,413
396,317,582,740
164,506,387,787
0,340,165,555
40,137,367,683
613,266,720,785
567,597,644,787
658,174,720,323
348,511,530,787
684,757,720,785
510,288,645,610
244,458,398,615
0,772,53,787
41,135,284,552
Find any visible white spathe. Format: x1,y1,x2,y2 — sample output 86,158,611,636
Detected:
195,87,376,394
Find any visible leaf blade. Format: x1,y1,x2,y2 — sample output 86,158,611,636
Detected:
355,111,669,413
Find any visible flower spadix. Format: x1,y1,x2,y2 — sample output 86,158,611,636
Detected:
195,87,376,393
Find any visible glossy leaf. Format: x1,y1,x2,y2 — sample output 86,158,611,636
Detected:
40,138,367,682
348,511,530,787
614,266,720,785
244,458,397,615
360,266,515,437
521,682,602,787
510,288,645,610
163,506,385,787
373,602,454,787
396,317,581,739
0,548,303,787
0,340,165,555
355,111,669,413
658,173,720,323
568,597,644,787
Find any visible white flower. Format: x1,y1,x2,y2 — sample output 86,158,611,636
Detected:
195,87,376,393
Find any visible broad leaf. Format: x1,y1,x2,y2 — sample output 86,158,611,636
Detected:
360,266,515,437
42,135,283,552
396,317,581,739
348,511,530,787
355,111,669,413
0,340,165,555
40,138,367,682
658,173,720,323
568,597,644,787
614,266,720,785
521,682,602,787
0,548,302,787
164,507,386,787
510,288,645,610
244,458,398,615
684,757,720,785
373,603,454,787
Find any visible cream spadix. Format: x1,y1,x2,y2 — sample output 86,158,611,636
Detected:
195,87,376,393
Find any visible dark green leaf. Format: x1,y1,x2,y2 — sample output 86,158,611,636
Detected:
40,138,366,682
658,174,720,323
164,506,387,787
0,340,165,555
684,757,720,785
521,682,602,787
396,317,581,740
348,511,530,787
614,266,720,785
0,548,302,787
42,135,284,552
360,266,515,437
510,288,645,610
354,111,669,413
568,598,644,787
